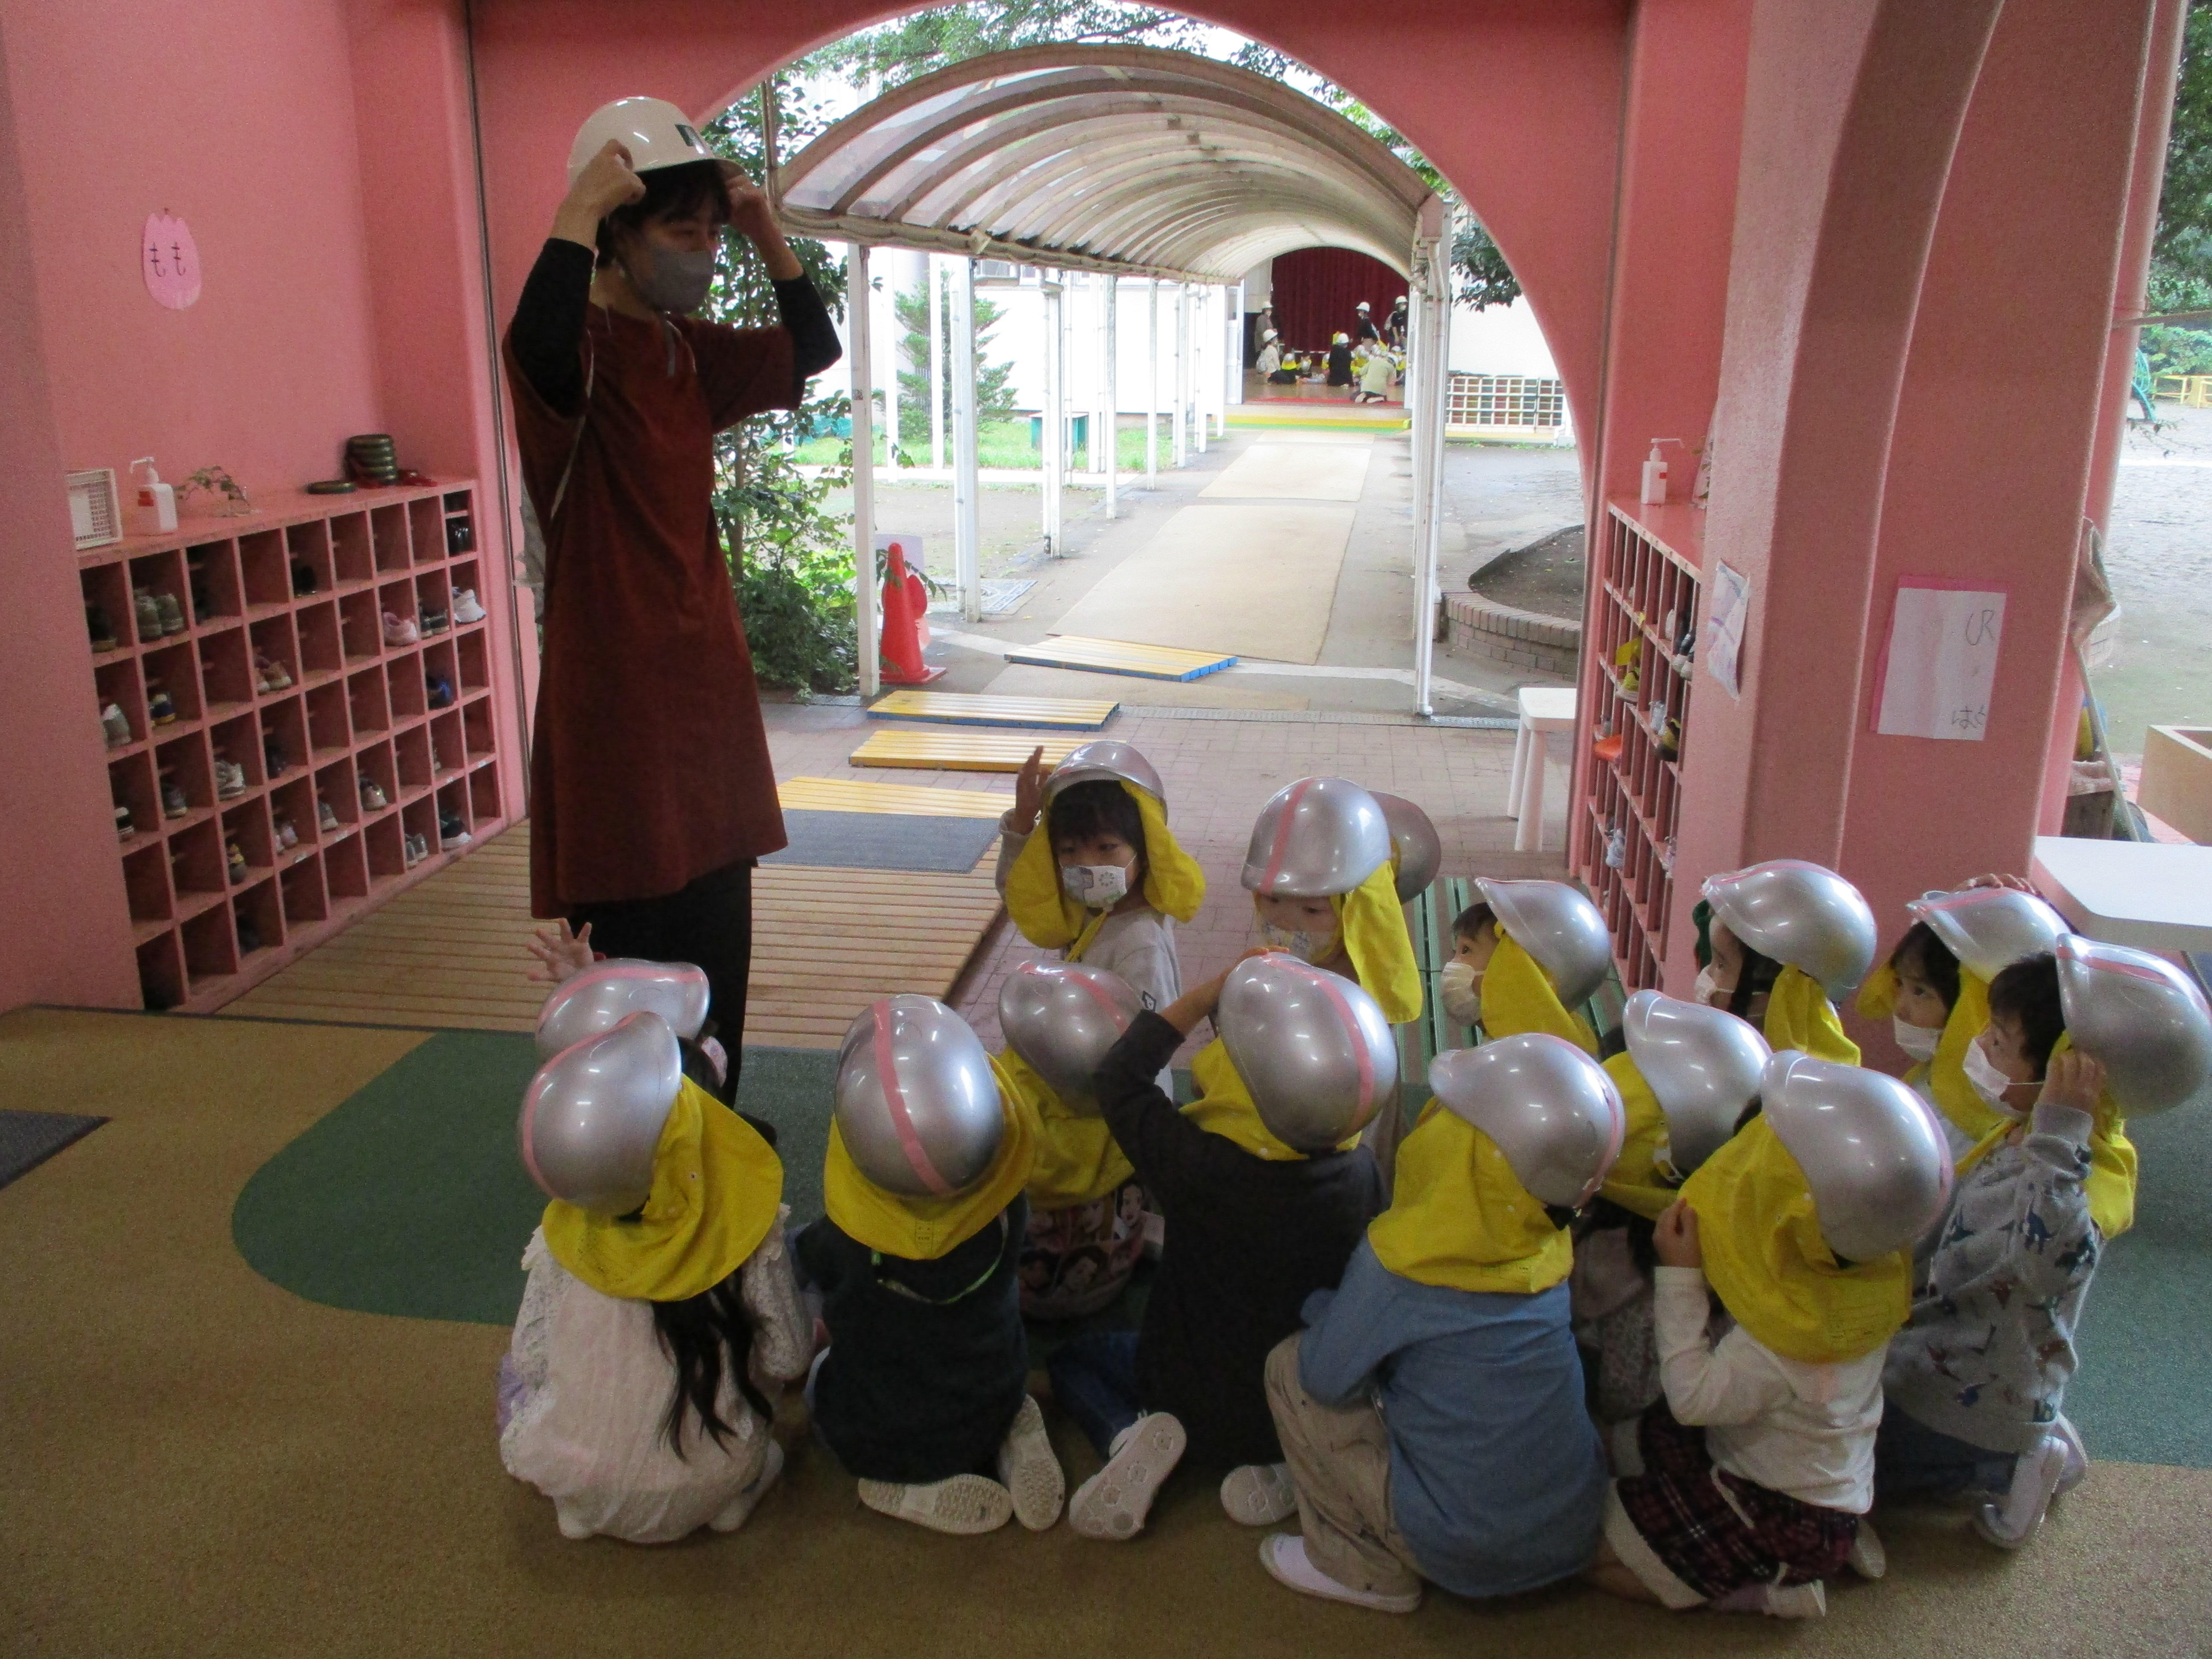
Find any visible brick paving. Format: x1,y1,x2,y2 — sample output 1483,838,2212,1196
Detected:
763,699,1570,1060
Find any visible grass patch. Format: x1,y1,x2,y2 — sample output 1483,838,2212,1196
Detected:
795,419,1172,472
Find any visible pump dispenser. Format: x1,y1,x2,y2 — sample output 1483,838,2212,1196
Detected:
1639,441,1674,507
131,457,177,533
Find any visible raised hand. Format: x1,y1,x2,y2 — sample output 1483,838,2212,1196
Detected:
2038,1050,2107,1116
526,920,596,984
1653,1200,1704,1270
1011,744,1048,835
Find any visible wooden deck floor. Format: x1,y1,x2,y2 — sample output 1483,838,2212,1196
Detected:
218,820,1005,1049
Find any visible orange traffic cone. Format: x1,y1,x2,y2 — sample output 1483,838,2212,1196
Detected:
878,543,942,685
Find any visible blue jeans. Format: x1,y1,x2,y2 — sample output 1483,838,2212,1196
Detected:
1875,1404,2019,1500
1048,1330,1142,1458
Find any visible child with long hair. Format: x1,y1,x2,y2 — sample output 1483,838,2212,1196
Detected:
1694,860,1877,1064
499,1009,808,1543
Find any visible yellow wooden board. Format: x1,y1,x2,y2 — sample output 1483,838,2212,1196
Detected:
776,776,1012,817
220,820,1004,1050
866,690,1119,730
848,730,1084,773
1002,635,1237,681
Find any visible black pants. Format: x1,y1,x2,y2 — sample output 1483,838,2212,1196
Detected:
567,857,754,1098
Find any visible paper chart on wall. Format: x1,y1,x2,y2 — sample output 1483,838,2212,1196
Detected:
1873,580,2006,741
1703,561,1750,699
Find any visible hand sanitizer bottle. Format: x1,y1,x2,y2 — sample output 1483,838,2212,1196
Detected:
1639,441,1669,506
131,457,177,533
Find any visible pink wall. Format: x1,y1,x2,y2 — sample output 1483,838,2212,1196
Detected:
1569,0,1753,874
0,18,139,1010
469,0,1631,465
1838,0,2160,1061
1664,0,2005,989
0,0,383,493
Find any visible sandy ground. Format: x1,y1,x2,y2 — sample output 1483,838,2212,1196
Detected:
2105,401,2212,758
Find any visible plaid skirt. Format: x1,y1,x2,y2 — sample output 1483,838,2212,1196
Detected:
1613,1401,1859,1601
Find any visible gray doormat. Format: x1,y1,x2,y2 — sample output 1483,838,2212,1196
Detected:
763,809,1000,874
0,1110,106,1192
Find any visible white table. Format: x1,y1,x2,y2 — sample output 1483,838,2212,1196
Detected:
2029,836,2212,953
1508,686,1578,853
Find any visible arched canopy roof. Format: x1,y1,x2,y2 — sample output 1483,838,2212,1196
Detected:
771,44,1438,283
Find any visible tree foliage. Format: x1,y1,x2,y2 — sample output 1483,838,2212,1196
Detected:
893,283,1017,445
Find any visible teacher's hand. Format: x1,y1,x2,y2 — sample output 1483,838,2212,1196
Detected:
720,161,802,280
553,141,646,249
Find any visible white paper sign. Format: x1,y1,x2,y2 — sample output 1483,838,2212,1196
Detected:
1874,581,2005,740
1703,561,1750,699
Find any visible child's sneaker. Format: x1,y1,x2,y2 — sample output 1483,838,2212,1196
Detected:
359,774,387,811
146,682,177,725
857,1473,1014,1535
1845,1518,1887,1579
226,842,248,884
426,672,456,709
1975,1432,2068,1549
133,588,162,642
1068,1412,1185,1540
2051,1415,2088,1495
452,588,487,624
160,771,187,820
1221,1462,1297,1525
403,833,423,869
115,802,135,840
438,810,470,851
1258,1533,1421,1613
214,758,247,799
87,602,117,652
383,611,419,647
273,815,298,851
154,591,186,635
264,736,288,778
317,796,340,833
709,1440,784,1534
101,703,132,748
994,1395,1065,1531
256,652,293,691
420,606,450,635
1711,1579,1827,1619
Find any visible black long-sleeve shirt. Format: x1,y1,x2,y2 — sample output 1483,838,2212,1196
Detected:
1094,1013,1385,1467
508,238,840,415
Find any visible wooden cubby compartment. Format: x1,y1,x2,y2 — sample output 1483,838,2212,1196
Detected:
1578,501,1704,991
73,482,506,1010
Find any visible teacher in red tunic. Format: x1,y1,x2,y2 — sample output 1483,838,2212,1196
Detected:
504,97,842,1095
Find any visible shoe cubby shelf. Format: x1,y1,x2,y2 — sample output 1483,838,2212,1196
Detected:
1577,499,1704,991
82,483,508,1013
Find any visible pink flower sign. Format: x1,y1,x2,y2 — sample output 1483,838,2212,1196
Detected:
143,213,201,310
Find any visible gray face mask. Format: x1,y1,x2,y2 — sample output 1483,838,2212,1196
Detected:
623,243,717,315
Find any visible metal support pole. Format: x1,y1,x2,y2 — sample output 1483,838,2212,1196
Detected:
928,255,945,472
1041,274,1064,556
1090,276,1109,479
848,243,881,700
1146,279,1160,485
879,272,900,472
1228,281,1246,407
1173,284,1190,467
1103,274,1120,518
1191,286,1209,455
1410,202,1453,717
951,255,981,623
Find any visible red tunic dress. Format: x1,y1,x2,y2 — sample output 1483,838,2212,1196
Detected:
504,304,797,915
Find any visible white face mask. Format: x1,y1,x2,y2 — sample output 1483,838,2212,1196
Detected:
1963,1034,2024,1112
1438,960,1482,1028
1693,964,1723,1007
1061,863,1130,909
1258,919,1338,963
1892,1015,1942,1063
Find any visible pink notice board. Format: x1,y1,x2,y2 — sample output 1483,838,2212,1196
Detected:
1871,575,2008,741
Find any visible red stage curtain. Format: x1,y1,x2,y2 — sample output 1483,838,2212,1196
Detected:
1266,247,1405,353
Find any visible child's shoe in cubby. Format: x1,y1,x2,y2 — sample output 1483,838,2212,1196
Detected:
160,770,188,820
425,672,455,710
274,815,299,851
214,755,247,799
420,606,450,635
359,774,388,812
317,796,340,833
226,842,249,884
264,736,289,778
146,681,177,726
402,833,424,869
101,703,132,749
452,589,486,625
438,810,471,852
256,653,293,692
154,592,186,635
133,588,162,642
237,915,262,954
383,611,419,647
88,602,117,652
115,801,135,840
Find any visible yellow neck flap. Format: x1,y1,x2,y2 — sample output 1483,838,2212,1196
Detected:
1368,1103,1573,1294
1331,859,1423,1024
1182,1036,1363,1162
823,1072,1039,1261
541,1079,783,1303
1597,1051,1682,1220
1680,1114,1911,1365
1480,930,1598,1054
1765,964,1860,1065
997,1047,1135,1210
1003,781,1206,957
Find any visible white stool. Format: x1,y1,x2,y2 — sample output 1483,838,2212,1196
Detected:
1508,686,1578,853
2028,836,2212,953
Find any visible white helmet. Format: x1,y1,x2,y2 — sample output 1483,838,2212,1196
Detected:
1242,776,1392,898
568,96,715,186
1428,1033,1626,1209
